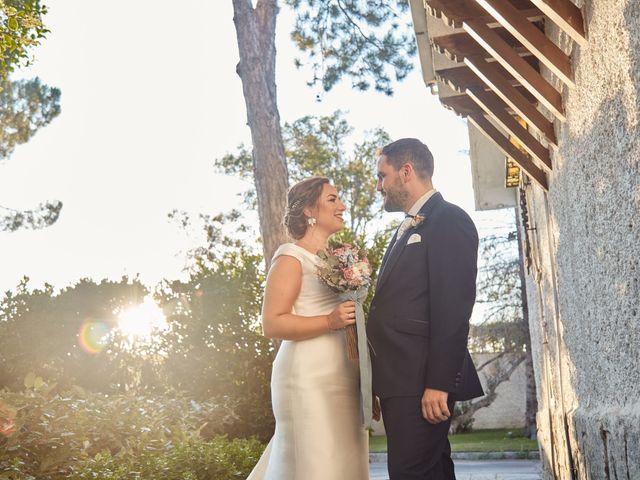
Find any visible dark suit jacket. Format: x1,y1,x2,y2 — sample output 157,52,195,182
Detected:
367,192,484,401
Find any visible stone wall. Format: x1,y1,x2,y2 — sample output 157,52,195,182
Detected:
520,1,640,477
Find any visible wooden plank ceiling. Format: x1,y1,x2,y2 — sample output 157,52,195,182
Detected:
423,0,586,191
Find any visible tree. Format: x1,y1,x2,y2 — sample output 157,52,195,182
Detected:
451,225,538,437
231,0,288,268
0,201,62,230
0,2,61,231
288,0,416,95
216,110,395,300
0,77,60,159
218,111,390,234
0,0,49,80
231,0,415,265
284,112,390,237
0,76,63,230
0,276,148,392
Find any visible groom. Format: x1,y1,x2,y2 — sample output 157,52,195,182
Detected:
367,138,484,479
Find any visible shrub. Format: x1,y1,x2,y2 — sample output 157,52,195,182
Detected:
67,437,265,480
0,377,265,479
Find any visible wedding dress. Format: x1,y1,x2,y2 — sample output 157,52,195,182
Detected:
247,243,369,480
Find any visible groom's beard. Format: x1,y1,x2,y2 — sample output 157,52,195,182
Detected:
383,184,410,213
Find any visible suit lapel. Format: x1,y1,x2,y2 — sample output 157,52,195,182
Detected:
380,230,398,268
375,192,444,294
374,229,398,292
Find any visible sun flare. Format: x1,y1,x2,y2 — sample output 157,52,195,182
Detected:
117,297,168,345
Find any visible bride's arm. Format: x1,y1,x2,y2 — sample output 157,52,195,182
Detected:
262,255,355,341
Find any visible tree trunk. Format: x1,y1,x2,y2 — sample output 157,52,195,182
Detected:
232,0,289,266
450,352,525,434
516,208,539,439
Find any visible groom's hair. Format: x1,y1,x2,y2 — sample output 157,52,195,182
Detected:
380,138,434,181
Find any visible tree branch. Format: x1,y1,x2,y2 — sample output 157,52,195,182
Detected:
476,351,508,371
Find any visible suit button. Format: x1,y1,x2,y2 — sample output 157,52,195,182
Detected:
371,305,377,312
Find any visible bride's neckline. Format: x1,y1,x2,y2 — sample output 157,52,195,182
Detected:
290,242,321,257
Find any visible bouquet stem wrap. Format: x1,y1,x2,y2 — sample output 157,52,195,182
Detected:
339,288,372,430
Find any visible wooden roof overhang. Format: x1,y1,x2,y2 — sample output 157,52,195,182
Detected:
411,0,586,191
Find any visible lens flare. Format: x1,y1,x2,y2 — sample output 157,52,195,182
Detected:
117,297,168,347
78,320,111,354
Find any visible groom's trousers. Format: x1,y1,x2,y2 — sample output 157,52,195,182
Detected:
381,396,456,480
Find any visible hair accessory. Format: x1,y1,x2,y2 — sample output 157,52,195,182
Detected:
285,199,304,218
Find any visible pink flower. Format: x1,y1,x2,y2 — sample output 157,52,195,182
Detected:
333,247,346,257
343,267,355,280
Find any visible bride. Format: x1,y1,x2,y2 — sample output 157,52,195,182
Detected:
247,176,369,480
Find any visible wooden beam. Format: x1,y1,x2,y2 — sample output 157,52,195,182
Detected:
437,65,515,92
463,19,565,120
472,0,575,86
514,86,538,104
432,28,527,63
425,0,543,28
466,86,552,170
440,95,485,117
528,0,587,46
437,56,540,93
465,55,557,145
437,89,537,118
469,114,549,190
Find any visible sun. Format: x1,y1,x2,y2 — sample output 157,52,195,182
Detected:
117,297,168,347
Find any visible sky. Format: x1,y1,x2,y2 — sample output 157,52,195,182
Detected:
0,1,512,293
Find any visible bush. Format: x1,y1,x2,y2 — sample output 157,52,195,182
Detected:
0,378,265,479
67,437,265,480
0,271,276,442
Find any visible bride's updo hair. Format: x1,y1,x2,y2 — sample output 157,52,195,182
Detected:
284,176,330,239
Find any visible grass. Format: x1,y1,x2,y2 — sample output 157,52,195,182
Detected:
369,428,538,453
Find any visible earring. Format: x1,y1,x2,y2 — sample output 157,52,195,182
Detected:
307,217,317,227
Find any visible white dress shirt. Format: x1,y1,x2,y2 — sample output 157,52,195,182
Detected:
392,189,437,248
407,188,438,217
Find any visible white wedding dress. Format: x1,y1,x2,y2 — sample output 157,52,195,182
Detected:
247,243,369,480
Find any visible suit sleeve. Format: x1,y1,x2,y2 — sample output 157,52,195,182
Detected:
424,207,478,393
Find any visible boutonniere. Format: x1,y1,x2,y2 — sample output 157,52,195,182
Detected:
410,213,425,229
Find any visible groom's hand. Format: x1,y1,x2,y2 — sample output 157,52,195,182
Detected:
421,388,450,424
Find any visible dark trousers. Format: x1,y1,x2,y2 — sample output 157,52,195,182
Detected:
381,396,456,480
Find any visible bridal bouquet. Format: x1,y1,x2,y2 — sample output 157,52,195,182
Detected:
316,243,371,359
317,242,375,428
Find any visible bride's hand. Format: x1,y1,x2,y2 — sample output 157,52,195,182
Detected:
326,301,357,330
